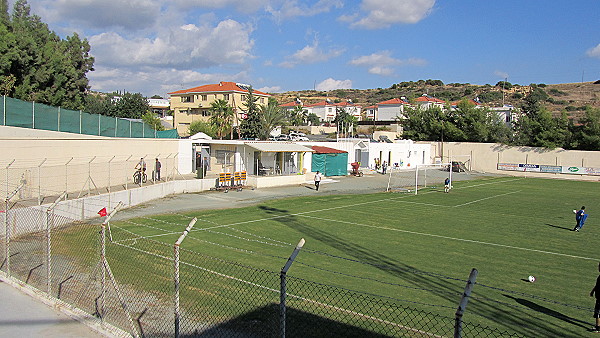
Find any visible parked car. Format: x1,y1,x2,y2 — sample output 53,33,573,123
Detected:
289,131,309,141
274,134,291,141
445,161,467,172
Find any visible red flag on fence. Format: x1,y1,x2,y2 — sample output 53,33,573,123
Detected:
98,207,107,217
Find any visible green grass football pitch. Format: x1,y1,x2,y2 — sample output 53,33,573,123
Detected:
102,176,599,336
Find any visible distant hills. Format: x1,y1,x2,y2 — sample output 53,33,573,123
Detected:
271,81,600,120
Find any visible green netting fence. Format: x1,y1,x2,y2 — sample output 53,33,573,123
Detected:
1,96,178,138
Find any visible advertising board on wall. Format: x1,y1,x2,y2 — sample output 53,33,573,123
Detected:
498,163,600,176
562,166,600,176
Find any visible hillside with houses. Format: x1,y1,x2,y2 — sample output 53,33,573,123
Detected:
272,80,600,122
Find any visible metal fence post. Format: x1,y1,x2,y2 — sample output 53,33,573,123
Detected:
280,238,305,338
32,101,35,129
65,157,73,197
174,218,197,338
4,181,25,277
46,192,66,295
38,158,46,205
3,197,8,276
455,268,478,338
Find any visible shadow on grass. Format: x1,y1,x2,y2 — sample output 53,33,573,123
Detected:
545,223,573,231
504,295,590,330
254,203,586,337
181,303,391,338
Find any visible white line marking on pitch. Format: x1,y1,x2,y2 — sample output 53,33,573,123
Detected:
296,214,599,261
453,190,522,207
120,178,524,239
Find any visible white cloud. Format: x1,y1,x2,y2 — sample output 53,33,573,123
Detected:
89,20,254,68
258,86,282,93
279,40,344,68
494,70,509,79
33,0,162,31
586,44,600,58
315,78,352,91
349,51,426,76
172,0,269,13
267,0,343,21
342,0,435,29
89,66,250,96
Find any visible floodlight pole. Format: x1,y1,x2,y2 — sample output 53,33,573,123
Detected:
280,238,306,338
174,217,197,338
454,268,478,338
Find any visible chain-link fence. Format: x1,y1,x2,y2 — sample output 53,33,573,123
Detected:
0,155,184,206
1,96,177,138
0,190,523,337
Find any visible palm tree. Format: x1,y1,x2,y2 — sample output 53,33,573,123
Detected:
259,99,287,140
209,99,234,139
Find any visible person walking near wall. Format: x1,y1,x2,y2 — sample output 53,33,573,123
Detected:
154,158,161,181
314,171,322,191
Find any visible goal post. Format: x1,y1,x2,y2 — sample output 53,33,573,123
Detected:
386,163,451,194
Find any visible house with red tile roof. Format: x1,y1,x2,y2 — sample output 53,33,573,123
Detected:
168,82,270,136
449,98,481,108
304,99,337,122
375,98,410,121
334,101,362,120
414,94,446,110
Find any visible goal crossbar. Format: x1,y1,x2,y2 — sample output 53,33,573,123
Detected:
386,163,452,194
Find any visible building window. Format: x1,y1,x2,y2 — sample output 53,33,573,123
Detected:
223,94,229,101
182,96,194,103
241,94,247,101
202,110,211,117
260,98,264,104
201,95,207,101
215,150,233,165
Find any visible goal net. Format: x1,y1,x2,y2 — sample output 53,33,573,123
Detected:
386,163,451,194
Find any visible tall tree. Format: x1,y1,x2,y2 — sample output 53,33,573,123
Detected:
258,98,287,140
512,106,569,149
1,0,93,109
334,107,358,137
400,106,447,141
109,92,149,119
569,107,600,150
209,99,234,139
239,87,261,139
142,111,165,131
0,0,8,25
450,99,511,143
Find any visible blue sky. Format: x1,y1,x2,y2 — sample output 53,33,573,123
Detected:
15,0,600,97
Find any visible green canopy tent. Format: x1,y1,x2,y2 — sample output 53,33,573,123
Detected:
311,146,348,176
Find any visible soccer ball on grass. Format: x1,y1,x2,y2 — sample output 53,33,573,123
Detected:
528,275,536,283
573,209,577,214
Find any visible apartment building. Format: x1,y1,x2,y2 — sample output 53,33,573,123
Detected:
168,82,270,136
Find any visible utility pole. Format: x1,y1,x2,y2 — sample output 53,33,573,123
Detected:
502,77,507,107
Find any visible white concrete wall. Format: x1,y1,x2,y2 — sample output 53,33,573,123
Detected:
377,105,402,121
422,141,600,181
0,125,186,200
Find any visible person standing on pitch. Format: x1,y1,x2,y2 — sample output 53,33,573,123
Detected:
590,262,600,332
314,171,322,191
573,206,588,231
444,177,450,193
